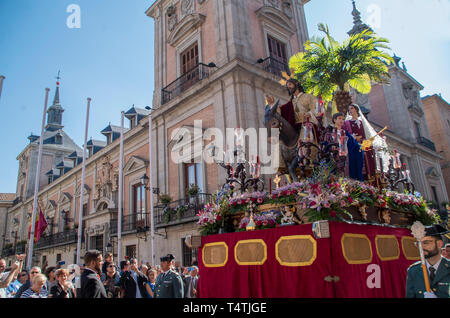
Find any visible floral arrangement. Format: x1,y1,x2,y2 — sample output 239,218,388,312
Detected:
196,177,440,235
237,211,281,232
229,191,268,209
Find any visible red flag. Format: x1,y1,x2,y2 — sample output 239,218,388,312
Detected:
28,205,48,243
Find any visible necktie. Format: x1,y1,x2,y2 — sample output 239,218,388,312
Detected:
429,267,436,283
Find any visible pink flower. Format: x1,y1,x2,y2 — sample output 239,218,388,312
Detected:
257,198,263,203
340,200,347,207
348,197,353,204
216,215,222,221
330,211,337,217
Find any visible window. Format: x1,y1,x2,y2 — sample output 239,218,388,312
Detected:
180,42,199,91
132,183,146,227
182,238,198,267
82,203,88,217
431,186,439,206
126,245,136,259
184,163,204,196
56,254,62,263
267,36,289,76
42,255,47,267
90,235,103,253
181,42,199,75
55,133,62,144
268,36,287,64
414,121,421,138
48,176,53,185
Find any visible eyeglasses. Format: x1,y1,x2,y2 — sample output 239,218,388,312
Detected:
414,240,436,247
31,272,39,274
108,265,115,268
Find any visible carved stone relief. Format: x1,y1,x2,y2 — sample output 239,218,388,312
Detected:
282,0,293,18
167,5,178,31
265,0,280,9
180,0,195,18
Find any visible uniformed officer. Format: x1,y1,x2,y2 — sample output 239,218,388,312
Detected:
406,224,450,298
154,254,184,298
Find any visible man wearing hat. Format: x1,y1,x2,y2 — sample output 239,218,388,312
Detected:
154,254,184,298
406,224,450,298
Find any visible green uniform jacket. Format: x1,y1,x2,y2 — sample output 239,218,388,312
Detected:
154,270,184,298
405,258,450,298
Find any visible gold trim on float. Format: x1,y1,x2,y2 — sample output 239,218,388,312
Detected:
341,233,373,265
375,235,400,261
234,239,267,266
275,235,317,267
401,236,420,261
202,242,229,268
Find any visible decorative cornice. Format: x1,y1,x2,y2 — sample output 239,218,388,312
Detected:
256,6,296,37
168,13,206,47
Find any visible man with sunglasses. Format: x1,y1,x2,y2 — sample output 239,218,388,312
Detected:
406,224,450,298
14,266,43,298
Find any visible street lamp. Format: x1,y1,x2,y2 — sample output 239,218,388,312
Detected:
140,173,159,195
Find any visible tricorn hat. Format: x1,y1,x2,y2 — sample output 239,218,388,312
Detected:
424,224,449,238
160,254,175,262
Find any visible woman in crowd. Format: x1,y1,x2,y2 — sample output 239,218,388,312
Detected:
49,269,75,298
20,274,48,298
44,266,57,291
144,269,156,298
101,261,120,298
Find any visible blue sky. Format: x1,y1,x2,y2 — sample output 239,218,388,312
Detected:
0,0,449,193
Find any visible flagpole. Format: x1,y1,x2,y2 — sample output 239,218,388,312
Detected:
76,98,91,265
117,111,124,261
0,75,5,100
26,88,50,270
148,111,155,266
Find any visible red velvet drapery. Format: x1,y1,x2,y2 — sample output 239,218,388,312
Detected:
198,222,417,298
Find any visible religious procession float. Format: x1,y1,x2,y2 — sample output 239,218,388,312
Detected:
191,25,446,298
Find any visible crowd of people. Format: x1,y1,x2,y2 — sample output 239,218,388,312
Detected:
0,251,199,299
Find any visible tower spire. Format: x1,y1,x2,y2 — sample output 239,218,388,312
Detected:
53,70,61,105
45,71,65,131
348,0,373,36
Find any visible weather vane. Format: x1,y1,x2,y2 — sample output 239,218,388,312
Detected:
56,70,61,85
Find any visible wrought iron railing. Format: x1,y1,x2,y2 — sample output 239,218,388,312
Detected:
258,56,290,78
34,229,78,250
161,63,215,105
110,213,151,235
154,193,212,227
417,137,436,151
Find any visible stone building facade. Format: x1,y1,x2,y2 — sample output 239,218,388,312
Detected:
1,0,447,267
422,94,450,201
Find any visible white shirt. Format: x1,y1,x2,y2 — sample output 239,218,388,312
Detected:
426,257,442,278
131,270,142,298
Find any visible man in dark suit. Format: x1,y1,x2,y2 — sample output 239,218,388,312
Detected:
154,254,184,298
118,258,148,298
183,266,199,298
80,250,107,298
406,224,450,298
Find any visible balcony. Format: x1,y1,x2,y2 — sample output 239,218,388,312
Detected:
110,213,151,236
417,137,436,152
34,229,78,251
257,57,290,78
154,193,212,228
161,63,215,105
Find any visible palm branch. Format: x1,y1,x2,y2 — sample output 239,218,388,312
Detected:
289,23,395,113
